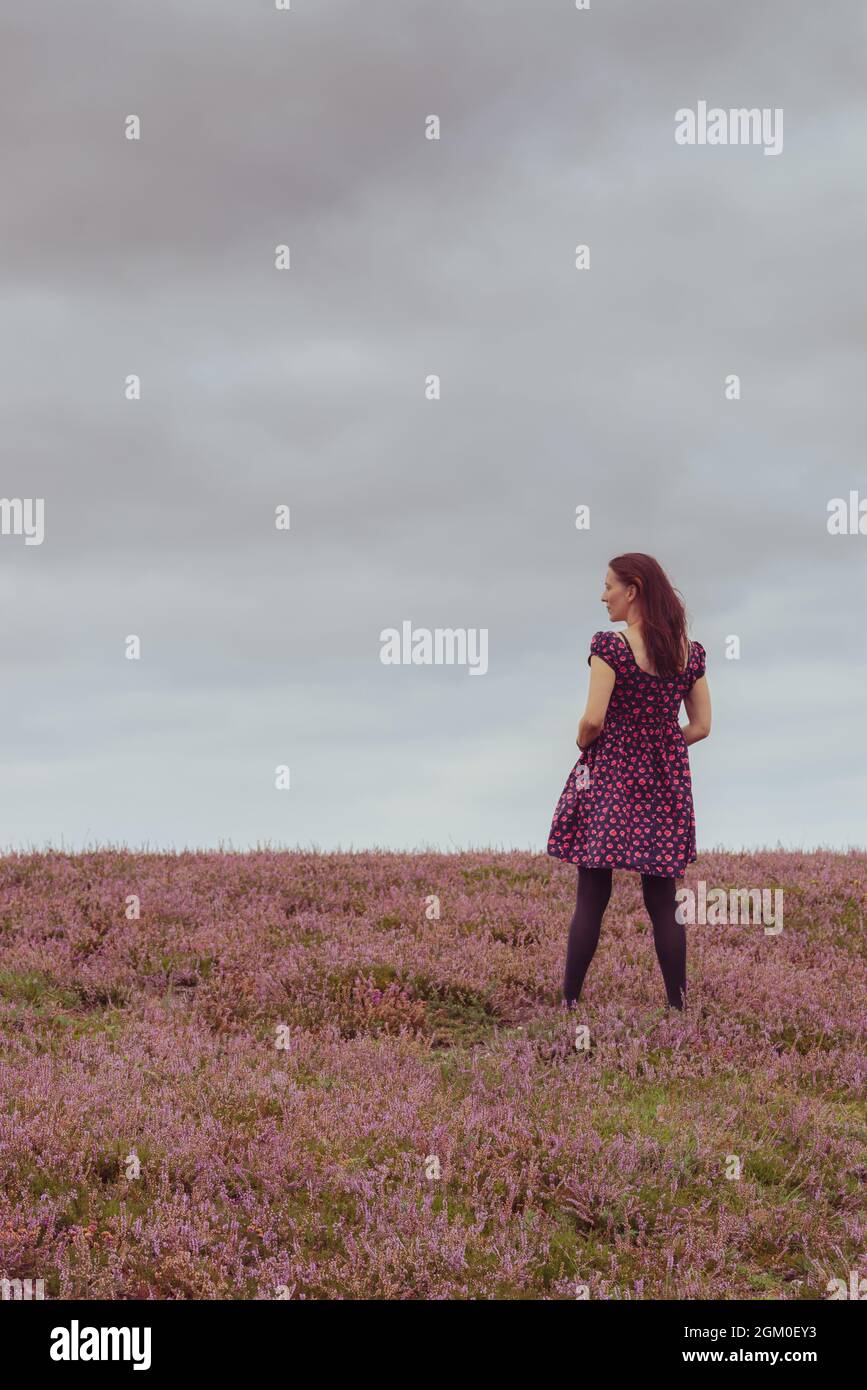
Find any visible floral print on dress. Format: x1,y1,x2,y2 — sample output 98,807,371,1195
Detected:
547,629,707,878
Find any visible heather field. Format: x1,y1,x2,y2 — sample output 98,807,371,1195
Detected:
0,848,864,1301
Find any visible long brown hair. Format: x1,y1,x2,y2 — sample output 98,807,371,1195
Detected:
609,553,688,677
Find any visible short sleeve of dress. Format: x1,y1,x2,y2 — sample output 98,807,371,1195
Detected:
587,630,617,671
686,640,706,691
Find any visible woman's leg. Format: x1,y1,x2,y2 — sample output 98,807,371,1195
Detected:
641,873,687,1009
563,866,613,1004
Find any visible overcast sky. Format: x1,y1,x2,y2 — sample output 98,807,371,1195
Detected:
1,1,865,854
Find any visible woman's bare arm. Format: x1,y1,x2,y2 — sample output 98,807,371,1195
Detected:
682,676,712,746
577,656,616,750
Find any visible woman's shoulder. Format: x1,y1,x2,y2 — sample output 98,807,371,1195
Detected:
686,637,707,682
587,629,625,667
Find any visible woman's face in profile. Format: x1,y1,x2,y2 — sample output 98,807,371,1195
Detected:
601,568,631,622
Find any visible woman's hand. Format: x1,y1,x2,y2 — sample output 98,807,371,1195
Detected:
577,719,603,750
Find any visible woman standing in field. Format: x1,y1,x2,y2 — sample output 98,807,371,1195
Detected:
547,554,712,1010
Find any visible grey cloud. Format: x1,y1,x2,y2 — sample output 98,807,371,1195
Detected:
1,0,864,850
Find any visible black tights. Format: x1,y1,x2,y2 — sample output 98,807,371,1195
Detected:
562,866,686,1009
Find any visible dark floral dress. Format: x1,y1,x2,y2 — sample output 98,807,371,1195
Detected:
547,630,707,878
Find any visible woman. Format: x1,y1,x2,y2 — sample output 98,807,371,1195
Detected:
547,554,712,1010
